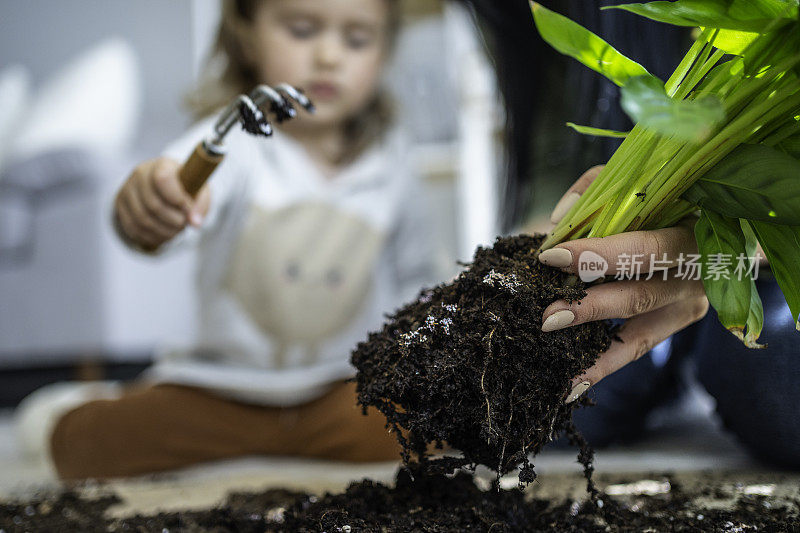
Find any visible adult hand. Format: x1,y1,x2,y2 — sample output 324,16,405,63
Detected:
539,166,709,403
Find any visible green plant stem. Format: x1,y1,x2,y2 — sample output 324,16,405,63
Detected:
600,56,800,236
634,89,800,230
695,58,744,101
595,131,697,236
587,132,661,237
678,86,800,183
541,33,800,249
673,43,724,101
665,28,713,96
540,124,651,248
597,81,800,235
656,200,697,229
567,32,730,240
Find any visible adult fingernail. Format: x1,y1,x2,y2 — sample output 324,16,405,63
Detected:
538,248,573,268
550,192,580,224
542,310,575,332
566,381,591,404
190,212,204,226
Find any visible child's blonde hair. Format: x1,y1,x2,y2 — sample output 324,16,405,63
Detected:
188,0,401,164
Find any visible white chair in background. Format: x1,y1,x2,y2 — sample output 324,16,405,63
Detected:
384,2,503,272
9,38,140,161
0,65,32,257
0,65,30,173
443,3,502,260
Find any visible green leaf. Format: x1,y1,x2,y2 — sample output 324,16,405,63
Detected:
621,75,725,140
566,122,629,138
604,1,799,32
530,2,650,86
695,210,754,342
730,23,800,75
683,143,800,225
741,220,766,348
694,56,744,96
777,131,800,158
743,277,766,346
708,28,761,55
748,220,800,329
759,117,800,148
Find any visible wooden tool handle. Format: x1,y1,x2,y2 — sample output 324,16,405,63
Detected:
179,142,224,197
139,142,223,253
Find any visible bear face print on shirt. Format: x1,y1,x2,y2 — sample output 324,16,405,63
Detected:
223,202,386,369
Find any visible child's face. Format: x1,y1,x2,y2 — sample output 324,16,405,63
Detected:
247,0,391,128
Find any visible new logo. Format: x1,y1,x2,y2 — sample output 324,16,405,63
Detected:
578,251,608,282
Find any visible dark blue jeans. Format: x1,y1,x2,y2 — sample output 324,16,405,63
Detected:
568,276,800,469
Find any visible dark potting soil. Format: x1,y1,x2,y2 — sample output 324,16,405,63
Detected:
238,99,273,137
238,89,303,138
352,234,615,482
3,471,798,532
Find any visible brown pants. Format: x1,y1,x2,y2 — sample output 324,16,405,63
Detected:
50,381,401,480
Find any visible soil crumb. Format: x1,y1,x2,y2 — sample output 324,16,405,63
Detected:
238,99,273,137
352,234,614,482
3,471,798,532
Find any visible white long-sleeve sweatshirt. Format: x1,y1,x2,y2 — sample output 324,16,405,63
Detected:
120,116,440,406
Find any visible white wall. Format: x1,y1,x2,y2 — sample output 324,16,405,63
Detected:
0,0,196,155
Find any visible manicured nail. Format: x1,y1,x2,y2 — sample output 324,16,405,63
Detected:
190,212,204,226
542,310,575,332
550,192,580,224
566,381,591,404
538,248,573,268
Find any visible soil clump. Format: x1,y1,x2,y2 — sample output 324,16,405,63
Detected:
352,234,614,481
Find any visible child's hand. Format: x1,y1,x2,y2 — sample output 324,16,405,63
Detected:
114,158,211,250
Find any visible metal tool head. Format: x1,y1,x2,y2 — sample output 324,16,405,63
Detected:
206,83,315,150
250,83,316,123
273,83,316,114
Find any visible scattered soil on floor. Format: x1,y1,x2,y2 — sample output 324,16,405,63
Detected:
12,236,791,532
3,471,798,532
0,490,122,532
352,234,615,482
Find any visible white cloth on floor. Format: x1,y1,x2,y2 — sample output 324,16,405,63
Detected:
15,381,123,474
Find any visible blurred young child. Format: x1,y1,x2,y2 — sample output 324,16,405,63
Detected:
18,0,438,479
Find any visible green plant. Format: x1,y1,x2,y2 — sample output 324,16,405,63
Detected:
531,0,800,347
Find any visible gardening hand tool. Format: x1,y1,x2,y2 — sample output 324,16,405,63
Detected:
179,83,315,197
